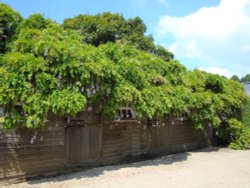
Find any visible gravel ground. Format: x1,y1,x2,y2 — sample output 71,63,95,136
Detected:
4,147,250,188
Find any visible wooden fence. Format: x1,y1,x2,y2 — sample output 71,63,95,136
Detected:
0,114,65,183
0,113,215,184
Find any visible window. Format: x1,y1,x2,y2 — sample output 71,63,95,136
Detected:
116,107,135,120
177,112,189,121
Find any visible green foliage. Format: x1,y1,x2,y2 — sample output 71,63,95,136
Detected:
241,74,250,83
153,45,174,62
63,12,127,46
0,3,23,53
0,23,88,129
230,75,240,82
229,118,244,138
205,74,225,93
0,4,249,149
242,100,250,128
228,119,250,150
20,14,52,30
49,89,86,116
137,86,172,118
231,73,250,83
216,117,250,150
229,128,250,150
22,93,49,128
63,12,173,62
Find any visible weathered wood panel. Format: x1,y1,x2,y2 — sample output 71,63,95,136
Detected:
0,114,215,184
129,124,151,156
0,114,65,184
101,122,131,165
168,120,209,153
64,106,102,168
65,125,102,168
101,118,211,164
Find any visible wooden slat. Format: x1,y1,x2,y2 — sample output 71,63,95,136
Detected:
0,115,214,183
0,119,65,182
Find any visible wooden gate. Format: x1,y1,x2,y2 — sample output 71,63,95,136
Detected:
65,125,102,168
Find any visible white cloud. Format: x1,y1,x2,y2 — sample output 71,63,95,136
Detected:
242,44,250,52
158,0,168,6
157,0,250,77
198,67,236,78
132,0,147,8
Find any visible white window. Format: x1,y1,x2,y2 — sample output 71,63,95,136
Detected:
117,107,135,120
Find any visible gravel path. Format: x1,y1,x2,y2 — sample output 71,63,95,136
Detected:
4,148,250,188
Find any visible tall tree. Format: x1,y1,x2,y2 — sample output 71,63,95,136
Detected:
230,75,240,82
241,74,250,83
20,13,52,30
63,12,127,46
63,13,173,62
0,3,22,53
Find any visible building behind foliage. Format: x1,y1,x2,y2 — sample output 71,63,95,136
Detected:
0,111,218,185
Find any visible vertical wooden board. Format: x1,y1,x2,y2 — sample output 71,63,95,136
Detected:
99,126,102,159
159,126,169,152
68,127,74,164
130,125,137,154
65,127,70,164
157,129,162,149
80,126,89,161
153,128,160,148
65,126,72,165
89,127,101,161
67,127,82,165
142,126,151,152
148,127,157,152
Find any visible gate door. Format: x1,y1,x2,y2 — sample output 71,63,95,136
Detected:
65,125,102,168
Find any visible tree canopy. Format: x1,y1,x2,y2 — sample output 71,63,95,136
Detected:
230,74,250,83
0,3,249,149
0,3,22,53
241,74,250,83
230,75,240,82
63,13,174,62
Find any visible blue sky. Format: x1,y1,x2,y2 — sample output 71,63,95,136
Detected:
2,0,250,77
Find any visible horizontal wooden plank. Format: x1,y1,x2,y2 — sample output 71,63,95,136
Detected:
0,150,64,159
0,126,64,134
0,144,63,153
0,150,64,161
0,132,64,139
0,142,64,148
101,155,128,165
0,157,63,171
0,155,64,166
0,164,64,179
102,148,130,156
0,138,64,145
102,139,130,145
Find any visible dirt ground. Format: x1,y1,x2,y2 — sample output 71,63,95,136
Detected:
4,147,250,188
